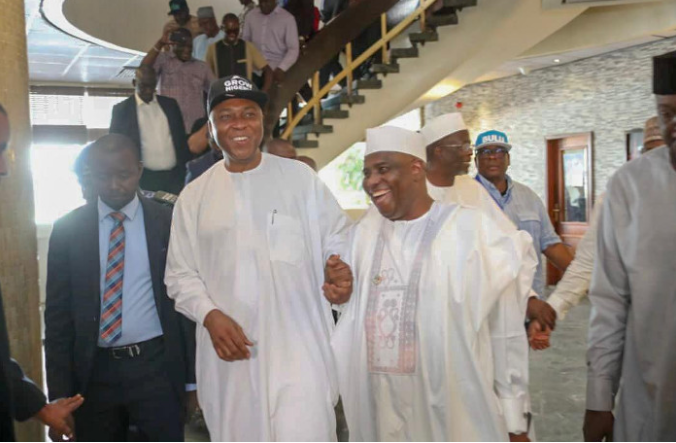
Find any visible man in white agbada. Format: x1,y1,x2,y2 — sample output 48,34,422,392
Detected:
583,50,676,442
165,75,352,441
421,113,557,348
332,126,538,441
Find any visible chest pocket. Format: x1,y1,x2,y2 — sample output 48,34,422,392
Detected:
516,211,542,251
267,212,305,266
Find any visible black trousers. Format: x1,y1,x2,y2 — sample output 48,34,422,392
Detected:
140,167,184,195
74,337,184,442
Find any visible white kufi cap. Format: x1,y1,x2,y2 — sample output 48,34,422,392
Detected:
365,126,426,162
420,113,467,146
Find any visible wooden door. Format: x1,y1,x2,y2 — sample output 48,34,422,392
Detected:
545,133,593,285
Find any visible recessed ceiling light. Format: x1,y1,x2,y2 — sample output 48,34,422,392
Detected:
554,59,561,63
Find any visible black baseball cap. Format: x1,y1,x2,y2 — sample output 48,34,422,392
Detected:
208,76,268,114
168,0,189,15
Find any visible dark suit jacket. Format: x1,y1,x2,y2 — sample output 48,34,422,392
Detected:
44,196,196,403
185,150,222,185
0,284,46,441
109,95,191,174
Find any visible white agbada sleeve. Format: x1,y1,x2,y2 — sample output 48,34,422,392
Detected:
476,212,537,434
586,180,630,412
311,171,351,262
165,185,220,326
548,194,604,320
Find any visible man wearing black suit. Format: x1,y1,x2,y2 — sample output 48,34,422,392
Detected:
110,67,191,194
0,104,83,441
45,134,196,441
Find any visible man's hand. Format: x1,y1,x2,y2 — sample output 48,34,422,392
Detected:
527,297,557,330
583,410,614,442
184,391,199,423
527,319,551,350
37,395,84,441
323,254,353,305
509,433,531,442
203,310,253,361
273,68,286,85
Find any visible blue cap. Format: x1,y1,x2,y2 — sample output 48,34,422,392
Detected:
475,130,512,151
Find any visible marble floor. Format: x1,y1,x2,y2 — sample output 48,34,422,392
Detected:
530,298,591,442
187,297,592,442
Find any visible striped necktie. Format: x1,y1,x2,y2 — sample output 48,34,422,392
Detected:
100,211,126,344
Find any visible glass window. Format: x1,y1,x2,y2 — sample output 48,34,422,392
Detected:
31,144,87,225
562,149,587,223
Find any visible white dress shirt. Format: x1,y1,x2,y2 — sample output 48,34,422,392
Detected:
135,93,177,171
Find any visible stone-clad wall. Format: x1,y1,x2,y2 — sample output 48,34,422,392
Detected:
425,37,676,203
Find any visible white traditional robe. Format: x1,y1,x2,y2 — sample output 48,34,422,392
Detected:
165,154,350,441
333,202,537,441
587,146,676,441
427,174,516,229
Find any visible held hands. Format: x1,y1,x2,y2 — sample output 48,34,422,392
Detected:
527,297,557,331
583,410,614,442
203,310,253,362
323,254,353,305
39,395,84,442
527,319,551,351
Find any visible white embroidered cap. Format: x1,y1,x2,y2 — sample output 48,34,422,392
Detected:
365,126,426,162
420,113,467,146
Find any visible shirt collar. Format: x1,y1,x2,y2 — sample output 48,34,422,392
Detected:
98,194,141,223
135,93,156,106
476,173,514,201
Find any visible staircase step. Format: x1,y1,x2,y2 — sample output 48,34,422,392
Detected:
427,11,458,27
293,124,333,136
354,79,383,90
391,47,419,60
372,63,400,74
340,94,366,105
443,0,477,8
409,31,439,45
292,139,319,148
322,109,349,119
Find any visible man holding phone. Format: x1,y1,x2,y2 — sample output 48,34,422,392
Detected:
142,27,215,132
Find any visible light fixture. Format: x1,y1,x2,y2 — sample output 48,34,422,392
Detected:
553,59,561,63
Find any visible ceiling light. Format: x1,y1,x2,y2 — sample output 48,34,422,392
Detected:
554,59,561,63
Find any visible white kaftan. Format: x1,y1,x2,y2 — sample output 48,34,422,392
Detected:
165,154,350,441
587,146,676,441
333,202,537,441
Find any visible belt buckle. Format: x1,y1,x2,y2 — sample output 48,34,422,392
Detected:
111,347,124,360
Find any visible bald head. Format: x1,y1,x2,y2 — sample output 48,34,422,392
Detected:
297,155,317,171
88,134,143,210
134,66,158,104
266,138,297,159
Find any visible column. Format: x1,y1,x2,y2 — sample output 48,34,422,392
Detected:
0,0,44,441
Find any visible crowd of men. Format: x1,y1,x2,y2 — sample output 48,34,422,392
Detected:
1,5,676,441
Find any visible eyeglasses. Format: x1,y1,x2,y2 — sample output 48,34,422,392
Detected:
439,142,473,152
476,147,509,159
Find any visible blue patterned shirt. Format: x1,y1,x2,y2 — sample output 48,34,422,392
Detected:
476,174,561,297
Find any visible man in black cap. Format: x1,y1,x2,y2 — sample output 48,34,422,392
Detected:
163,0,203,39
0,103,84,442
165,75,352,441
583,51,676,442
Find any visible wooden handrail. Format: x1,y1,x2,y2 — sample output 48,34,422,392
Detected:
280,0,438,140
264,0,401,138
